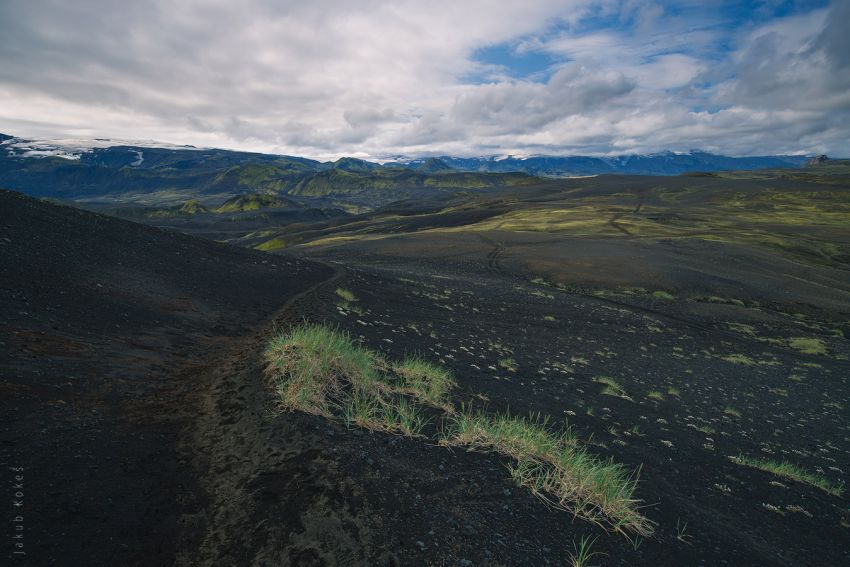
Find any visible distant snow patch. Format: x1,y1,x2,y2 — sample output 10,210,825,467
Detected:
0,136,204,161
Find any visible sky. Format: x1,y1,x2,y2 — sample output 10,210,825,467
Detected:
1,0,848,160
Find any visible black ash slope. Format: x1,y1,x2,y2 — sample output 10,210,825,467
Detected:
0,189,331,566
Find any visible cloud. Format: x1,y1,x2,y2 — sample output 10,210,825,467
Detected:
0,0,847,159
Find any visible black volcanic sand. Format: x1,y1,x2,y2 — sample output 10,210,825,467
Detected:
253,235,849,566
0,190,331,565
3,186,850,566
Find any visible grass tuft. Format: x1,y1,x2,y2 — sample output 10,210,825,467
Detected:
392,356,456,409
787,337,827,355
441,407,653,537
265,323,653,539
723,406,742,418
721,354,756,365
731,455,844,496
569,534,604,567
264,323,378,416
335,287,357,302
594,376,631,400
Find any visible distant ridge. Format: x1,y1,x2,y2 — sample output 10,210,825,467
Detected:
410,151,810,177
408,157,455,173
1,134,811,177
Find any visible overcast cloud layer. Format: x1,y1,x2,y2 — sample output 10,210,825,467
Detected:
1,0,848,159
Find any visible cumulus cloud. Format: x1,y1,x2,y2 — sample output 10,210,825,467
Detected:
0,0,847,158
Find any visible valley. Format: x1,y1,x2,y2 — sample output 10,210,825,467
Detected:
2,148,849,566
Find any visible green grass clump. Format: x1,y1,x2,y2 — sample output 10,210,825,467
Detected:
652,290,675,300
731,455,844,496
441,408,653,537
787,337,827,355
335,287,357,302
392,356,456,409
255,237,289,251
647,391,665,401
265,324,450,425
723,406,742,418
594,376,631,400
335,287,365,315
498,357,519,372
264,324,378,416
695,295,745,307
342,390,381,428
721,354,756,365
265,323,652,539
568,534,604,567
343,395,429,437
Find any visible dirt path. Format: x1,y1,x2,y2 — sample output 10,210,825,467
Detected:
0,191,337,566
175,261,358,565
478,233,505,274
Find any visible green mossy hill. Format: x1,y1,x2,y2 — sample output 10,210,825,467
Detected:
414,158,454,173
0,148,539,203
716,159,850,185
287,168,538,197
144,199,211,218
205,161,538,197
332,157,379,172
206,163,303,193
179,199,209,214
215,192,298,212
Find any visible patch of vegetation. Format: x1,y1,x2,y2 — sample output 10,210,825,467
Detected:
498,357,519,372
254,237,291,251
530,288,555,299
787,337,827,355
441,408,653,537
569,534,604,567
675,519,692,544
652,290,675,300
731,455,844,496
335,287,357,302
647,391,665,401
177,199,209,214
374,396,430,437
594,376,631,400
721,354,756,365
334,287,365,315
264,324,379,416
216,192,295,212
723,406,742,418
694,295,745,307
392,356,456,410
265,324,653,538
726,322,756,336
143,199,212,218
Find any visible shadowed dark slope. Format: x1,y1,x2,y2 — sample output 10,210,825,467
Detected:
0,189,331,566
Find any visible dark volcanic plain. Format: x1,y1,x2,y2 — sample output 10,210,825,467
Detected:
2,162,850,566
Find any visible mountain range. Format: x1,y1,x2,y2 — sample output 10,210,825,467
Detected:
0,134,813,209
409,151,810,176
